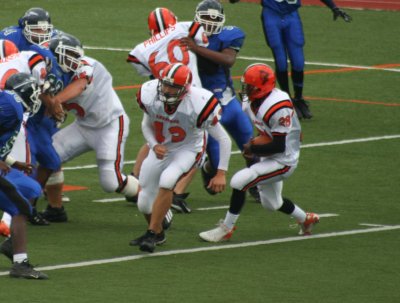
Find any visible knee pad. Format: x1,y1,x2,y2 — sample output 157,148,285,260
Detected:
119,175,139,197
137,192,153,215
46,170,64,185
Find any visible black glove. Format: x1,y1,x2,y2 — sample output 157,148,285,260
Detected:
332,7,352,22
229,0,240,3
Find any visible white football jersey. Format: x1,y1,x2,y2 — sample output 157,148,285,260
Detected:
0,51,47,88
64,56,126,128
243,88,301,166
137,79,221,153
127,21,208,87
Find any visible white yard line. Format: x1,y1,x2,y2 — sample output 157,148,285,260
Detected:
84,45,400,73
1,224,398,276
64,134,400,171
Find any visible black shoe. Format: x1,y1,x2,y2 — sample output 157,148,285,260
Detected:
0,237,13,262
125,194,138,204
162,209,173,230
29,208,50,226
248,186,261,203
293,98,313,119
129,230,166,246
171,193,191,213
10,259,48,280
139,230,158,253
40,205,68,222
201,165,217,195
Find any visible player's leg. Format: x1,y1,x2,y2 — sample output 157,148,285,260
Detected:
285,11,312,119
261,8,290,95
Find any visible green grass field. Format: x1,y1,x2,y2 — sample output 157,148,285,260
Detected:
1,1,399,302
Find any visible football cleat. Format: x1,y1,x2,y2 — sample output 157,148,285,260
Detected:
162,209,173,230
299,212,320,236
199,220,236,242
10,259,48,280
138,230,159,253
129,230,166,246
40,205,67,222
0,221,10,237
0,237,13,261
171,193,191,213
28,208,50,226
293,98,313,120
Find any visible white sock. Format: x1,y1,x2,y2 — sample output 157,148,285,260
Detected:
1,212,12,227
223,211,239,230
290,205,307,223
13,253,28,263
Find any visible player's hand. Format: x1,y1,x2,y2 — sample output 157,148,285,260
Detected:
242,142,254,160
0,161,10,176
332,7,352,22
229,0,240,3
208,170,226,193
153,144,167,160
180,37,197,52
12,161,33,174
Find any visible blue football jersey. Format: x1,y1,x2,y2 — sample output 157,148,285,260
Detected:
261,0,302,15
0,91,24,161
199,26,245,96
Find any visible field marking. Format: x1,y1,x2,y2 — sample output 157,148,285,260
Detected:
64,134,400,171
84,45,400,73
0,224,398,276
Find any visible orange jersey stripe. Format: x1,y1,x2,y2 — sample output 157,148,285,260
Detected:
197,96,219,127
127,54,140,63
263,100,293,126
28,53,44,70
188,22,202,38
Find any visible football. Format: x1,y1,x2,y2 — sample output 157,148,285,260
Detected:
250,134,273,145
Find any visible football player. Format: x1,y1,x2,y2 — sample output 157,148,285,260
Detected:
130,63,231,253
0,7,53,48
0,8,69,224
180,0,258,199
0,44,65,227
38,32,139,221
127,7,210,214
0,72,48,279
199,63,319,242
229,0,351,119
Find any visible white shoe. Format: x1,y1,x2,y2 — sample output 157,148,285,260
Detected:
199,220,236,242
299,212,320,236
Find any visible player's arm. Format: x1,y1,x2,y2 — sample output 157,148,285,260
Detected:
206,122,232,193
320,0,352,22
141,114,167,160
180,37,237,67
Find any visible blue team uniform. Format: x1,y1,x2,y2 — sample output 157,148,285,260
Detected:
198,26,253,169
0,25,66,172
0,91,41,216
261,0,305,73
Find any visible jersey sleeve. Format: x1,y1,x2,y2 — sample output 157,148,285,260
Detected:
28,52,47,86
196,95,221,129
219,26,245,51
72,59,94,84
262,100,294,136
127,47,152,77
189,22,209,48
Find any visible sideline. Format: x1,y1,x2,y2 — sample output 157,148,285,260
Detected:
1,224,398,276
